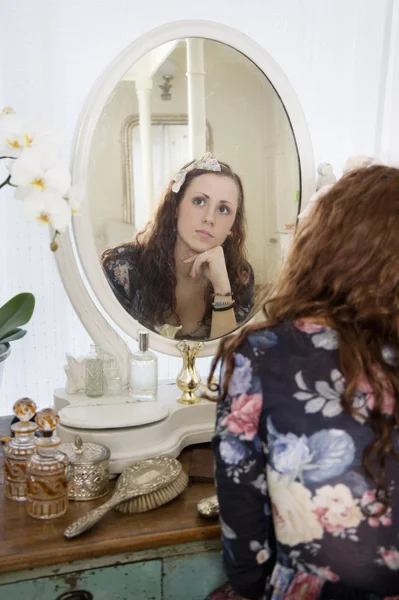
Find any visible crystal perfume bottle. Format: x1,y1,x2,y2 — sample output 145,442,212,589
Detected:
104,355,122,396
3,398,37,501
26,408,70,519
129,331,158,402
85,344,104,398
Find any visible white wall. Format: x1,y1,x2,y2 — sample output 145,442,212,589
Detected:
0,0,396,414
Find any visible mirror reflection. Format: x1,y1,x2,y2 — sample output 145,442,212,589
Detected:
87,38,300,340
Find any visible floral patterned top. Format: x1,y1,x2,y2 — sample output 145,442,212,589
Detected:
212,320,399,600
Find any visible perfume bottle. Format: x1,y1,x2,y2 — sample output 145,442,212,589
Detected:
104,355,122,396
3,398,37,501
129,331,158,402
85,344,104,398
26,408,70,519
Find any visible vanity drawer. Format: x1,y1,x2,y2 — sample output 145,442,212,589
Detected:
0,560,162,600
0,551,226,600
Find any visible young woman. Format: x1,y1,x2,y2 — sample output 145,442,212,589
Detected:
102,154,254,340
210,165,399,599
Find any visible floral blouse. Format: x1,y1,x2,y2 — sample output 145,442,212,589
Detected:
212,320,399,600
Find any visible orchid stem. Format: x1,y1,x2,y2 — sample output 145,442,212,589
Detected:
0,175,11,189
50,230,60,252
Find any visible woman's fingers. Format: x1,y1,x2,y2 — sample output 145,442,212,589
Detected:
183,247,225,280
191,254,204,278
183,254,198,264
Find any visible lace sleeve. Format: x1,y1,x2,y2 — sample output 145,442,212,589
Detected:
235,263,255,324
102,254,134,314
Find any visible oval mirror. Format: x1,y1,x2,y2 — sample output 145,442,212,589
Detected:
66,22,314,360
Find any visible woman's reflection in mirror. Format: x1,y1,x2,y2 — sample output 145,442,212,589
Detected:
101,154,254,340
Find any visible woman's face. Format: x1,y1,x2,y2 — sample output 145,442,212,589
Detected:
176,173,239,253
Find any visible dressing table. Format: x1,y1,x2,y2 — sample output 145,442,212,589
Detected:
0,417,225,600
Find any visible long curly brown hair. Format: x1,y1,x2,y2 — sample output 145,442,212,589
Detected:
210,164,399,509
103,159,250,330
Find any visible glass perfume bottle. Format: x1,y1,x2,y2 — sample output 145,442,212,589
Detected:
129,331,158,402
104,355,122,396
85,344,104,398
3,398,37,501
26,408,70,519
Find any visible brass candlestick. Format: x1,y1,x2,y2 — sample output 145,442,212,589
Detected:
176,341,203,404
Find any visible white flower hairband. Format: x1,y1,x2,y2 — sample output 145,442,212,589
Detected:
171,152,221,193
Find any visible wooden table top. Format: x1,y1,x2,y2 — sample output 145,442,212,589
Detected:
0,416,220,575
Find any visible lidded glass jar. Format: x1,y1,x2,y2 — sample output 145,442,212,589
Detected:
3,398,37,501
26,408,70,519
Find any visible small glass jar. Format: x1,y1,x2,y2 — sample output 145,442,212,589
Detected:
85,344,104,398
3,398,37,501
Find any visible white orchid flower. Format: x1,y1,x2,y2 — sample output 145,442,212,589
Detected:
65,182,85,214
0,113,25,158
11,148,71,198
0,112,61,158
22,189,72,232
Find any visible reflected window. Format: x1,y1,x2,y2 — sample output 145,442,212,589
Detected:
131,123,189,230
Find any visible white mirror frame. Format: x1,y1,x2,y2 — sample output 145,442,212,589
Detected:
54,19,315,385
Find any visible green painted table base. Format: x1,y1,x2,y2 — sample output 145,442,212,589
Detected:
0,540,226,600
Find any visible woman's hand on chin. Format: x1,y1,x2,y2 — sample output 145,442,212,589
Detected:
183,246,231,293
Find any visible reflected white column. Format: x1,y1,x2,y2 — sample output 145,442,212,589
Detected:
186,38,206,160
135,79,154,221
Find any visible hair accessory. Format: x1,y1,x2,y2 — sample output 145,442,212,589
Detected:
172,152,221,194
212,300,235,312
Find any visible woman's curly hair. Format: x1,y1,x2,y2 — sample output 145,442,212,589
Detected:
209,165,399,511
102,159,250,329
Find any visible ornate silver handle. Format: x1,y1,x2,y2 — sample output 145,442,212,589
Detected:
64,490,128,539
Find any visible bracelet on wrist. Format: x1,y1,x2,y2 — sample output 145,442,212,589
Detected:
212,300,236,312
212,291,233,298
212,300,232,308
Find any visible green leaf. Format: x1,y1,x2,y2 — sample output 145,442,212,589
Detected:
0,293,35,342
0,328,27,344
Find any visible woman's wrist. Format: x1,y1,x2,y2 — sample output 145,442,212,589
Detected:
212,279,231,296
210,269,230,293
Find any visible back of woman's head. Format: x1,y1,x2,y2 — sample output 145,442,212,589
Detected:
271,165,399,329
211,165,399,510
